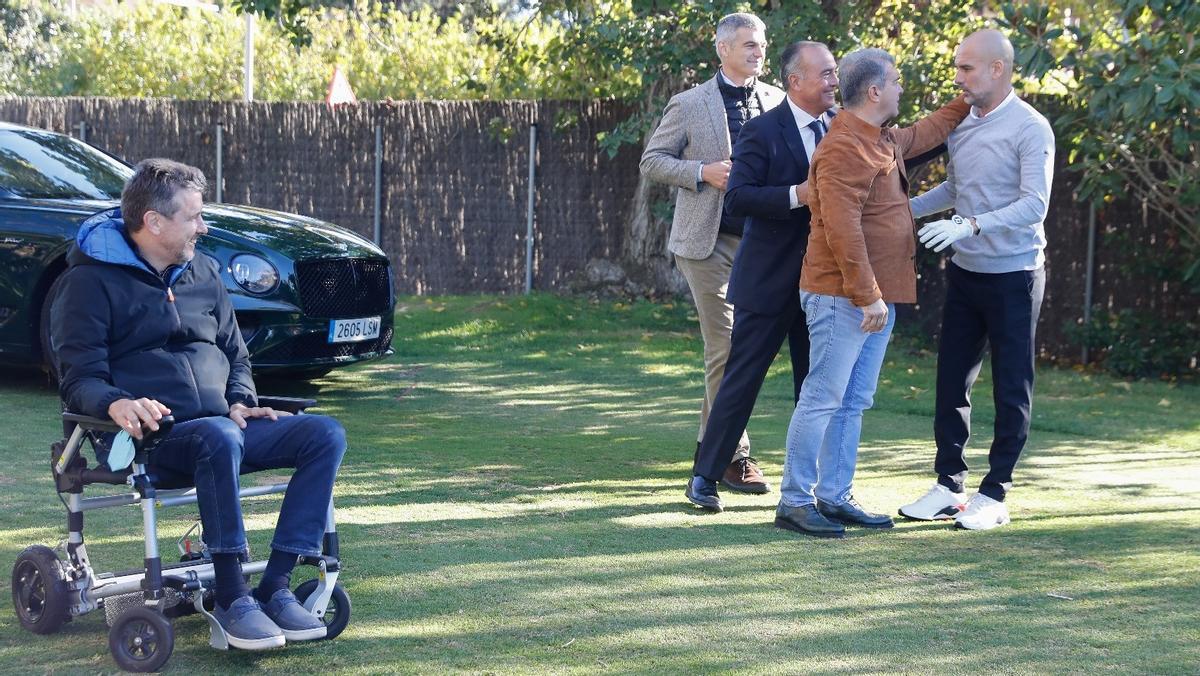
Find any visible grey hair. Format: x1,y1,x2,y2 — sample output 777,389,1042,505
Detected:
714,12,765,54
121,158,207,232
838,47,895,107
780,41,828,80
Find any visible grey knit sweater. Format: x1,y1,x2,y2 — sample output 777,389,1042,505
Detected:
910,91,1055,273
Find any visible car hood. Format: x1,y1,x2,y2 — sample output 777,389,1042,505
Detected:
201,204,386,261
22,198,385,261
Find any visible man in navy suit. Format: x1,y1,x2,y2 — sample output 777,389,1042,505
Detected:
686,41,839,511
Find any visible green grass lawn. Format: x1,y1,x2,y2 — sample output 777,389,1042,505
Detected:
0,294,1196,674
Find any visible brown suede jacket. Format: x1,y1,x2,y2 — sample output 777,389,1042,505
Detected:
800,96,970,306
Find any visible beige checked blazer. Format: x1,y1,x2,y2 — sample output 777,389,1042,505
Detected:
639,75,786,260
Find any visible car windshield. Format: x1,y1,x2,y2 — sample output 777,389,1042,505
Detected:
0,129,132,199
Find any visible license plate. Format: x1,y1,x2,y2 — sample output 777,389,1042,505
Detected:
327,316,381,343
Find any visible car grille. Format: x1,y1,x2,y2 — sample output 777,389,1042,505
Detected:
294,258,392,318
253,326,394,363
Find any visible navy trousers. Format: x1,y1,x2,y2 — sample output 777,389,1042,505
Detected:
934,262,1045,501
148,414,346,556
692,293,809,481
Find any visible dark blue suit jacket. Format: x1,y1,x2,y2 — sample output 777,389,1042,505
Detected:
724,102,833,316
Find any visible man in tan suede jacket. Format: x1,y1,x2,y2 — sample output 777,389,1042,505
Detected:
774,47,969,539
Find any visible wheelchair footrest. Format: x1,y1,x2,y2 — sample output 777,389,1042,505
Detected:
195,593,230,650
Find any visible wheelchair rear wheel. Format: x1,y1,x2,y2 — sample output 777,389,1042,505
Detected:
108,606,174,673
294,579,351,640
12,545,70,635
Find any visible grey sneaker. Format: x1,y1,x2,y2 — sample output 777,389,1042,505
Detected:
261,588,327,641
213,595,285,650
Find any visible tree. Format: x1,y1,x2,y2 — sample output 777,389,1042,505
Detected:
524,0,976,292
1004,0,1199,284
0,0,67,96
8,2,575,101
201,0,979,291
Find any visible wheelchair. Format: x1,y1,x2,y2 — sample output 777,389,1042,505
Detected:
11,397,351,672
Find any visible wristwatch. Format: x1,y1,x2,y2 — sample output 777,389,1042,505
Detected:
952,214,981,236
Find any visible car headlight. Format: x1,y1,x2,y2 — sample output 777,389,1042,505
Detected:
229,254,279,294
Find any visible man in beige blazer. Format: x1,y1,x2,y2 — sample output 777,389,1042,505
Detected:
640,12,785,492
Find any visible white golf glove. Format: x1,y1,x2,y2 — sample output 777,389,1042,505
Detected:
918,214,976,252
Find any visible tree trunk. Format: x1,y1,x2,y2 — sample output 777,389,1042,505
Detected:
617,77,688,296
577,75,694,297
618,168,685,295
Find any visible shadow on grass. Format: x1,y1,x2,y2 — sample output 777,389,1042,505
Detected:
254,514,1199,673
0,295,1197,673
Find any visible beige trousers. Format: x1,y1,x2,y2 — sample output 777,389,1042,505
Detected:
674,232,751,458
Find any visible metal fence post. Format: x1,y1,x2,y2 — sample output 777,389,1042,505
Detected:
374,124,383,246
1082,201,1096,364
243,13,255,103
215,122,223,204
525,122,538,295
77,121,87,143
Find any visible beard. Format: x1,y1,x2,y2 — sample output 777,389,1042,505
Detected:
175,240,197,265
961,88,988,108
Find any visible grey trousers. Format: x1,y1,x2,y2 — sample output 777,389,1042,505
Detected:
674,232,751,458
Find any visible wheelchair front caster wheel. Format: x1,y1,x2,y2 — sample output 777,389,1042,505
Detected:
294,579,351,640
108,606,174,673
12,545,70,635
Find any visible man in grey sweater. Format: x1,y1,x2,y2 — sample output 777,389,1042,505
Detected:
898,29,1055,530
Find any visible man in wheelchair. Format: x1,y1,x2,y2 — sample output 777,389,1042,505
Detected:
51,158,347,650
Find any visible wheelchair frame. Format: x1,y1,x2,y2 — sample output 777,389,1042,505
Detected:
12,396,350,672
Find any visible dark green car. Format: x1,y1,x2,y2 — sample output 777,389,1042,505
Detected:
0,122,394,379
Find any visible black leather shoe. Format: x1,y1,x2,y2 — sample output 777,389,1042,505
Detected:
816,496,894,529
685,475,723,512
774,504,845,538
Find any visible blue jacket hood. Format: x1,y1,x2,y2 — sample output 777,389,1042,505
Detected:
74,207,187,285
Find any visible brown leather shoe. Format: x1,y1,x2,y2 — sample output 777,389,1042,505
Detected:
720,456,771,494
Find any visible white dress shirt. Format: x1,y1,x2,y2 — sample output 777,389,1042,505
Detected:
786,96,828,209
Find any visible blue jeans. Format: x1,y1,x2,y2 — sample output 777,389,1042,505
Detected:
147,414,346,556
779,293,895,508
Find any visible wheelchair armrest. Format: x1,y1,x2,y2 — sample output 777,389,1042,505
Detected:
61,412,175,448
62,412,122,433
257,396,317,414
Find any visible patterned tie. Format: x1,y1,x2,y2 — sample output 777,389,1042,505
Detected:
807,118,825,146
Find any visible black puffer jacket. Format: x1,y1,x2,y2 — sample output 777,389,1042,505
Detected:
52,208,257,421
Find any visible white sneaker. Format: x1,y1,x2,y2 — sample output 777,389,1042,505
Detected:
954,493,1011,531
898,484,967,521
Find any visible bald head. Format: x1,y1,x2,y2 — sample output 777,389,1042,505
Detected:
963,29,1014,75
954,29,1016,114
